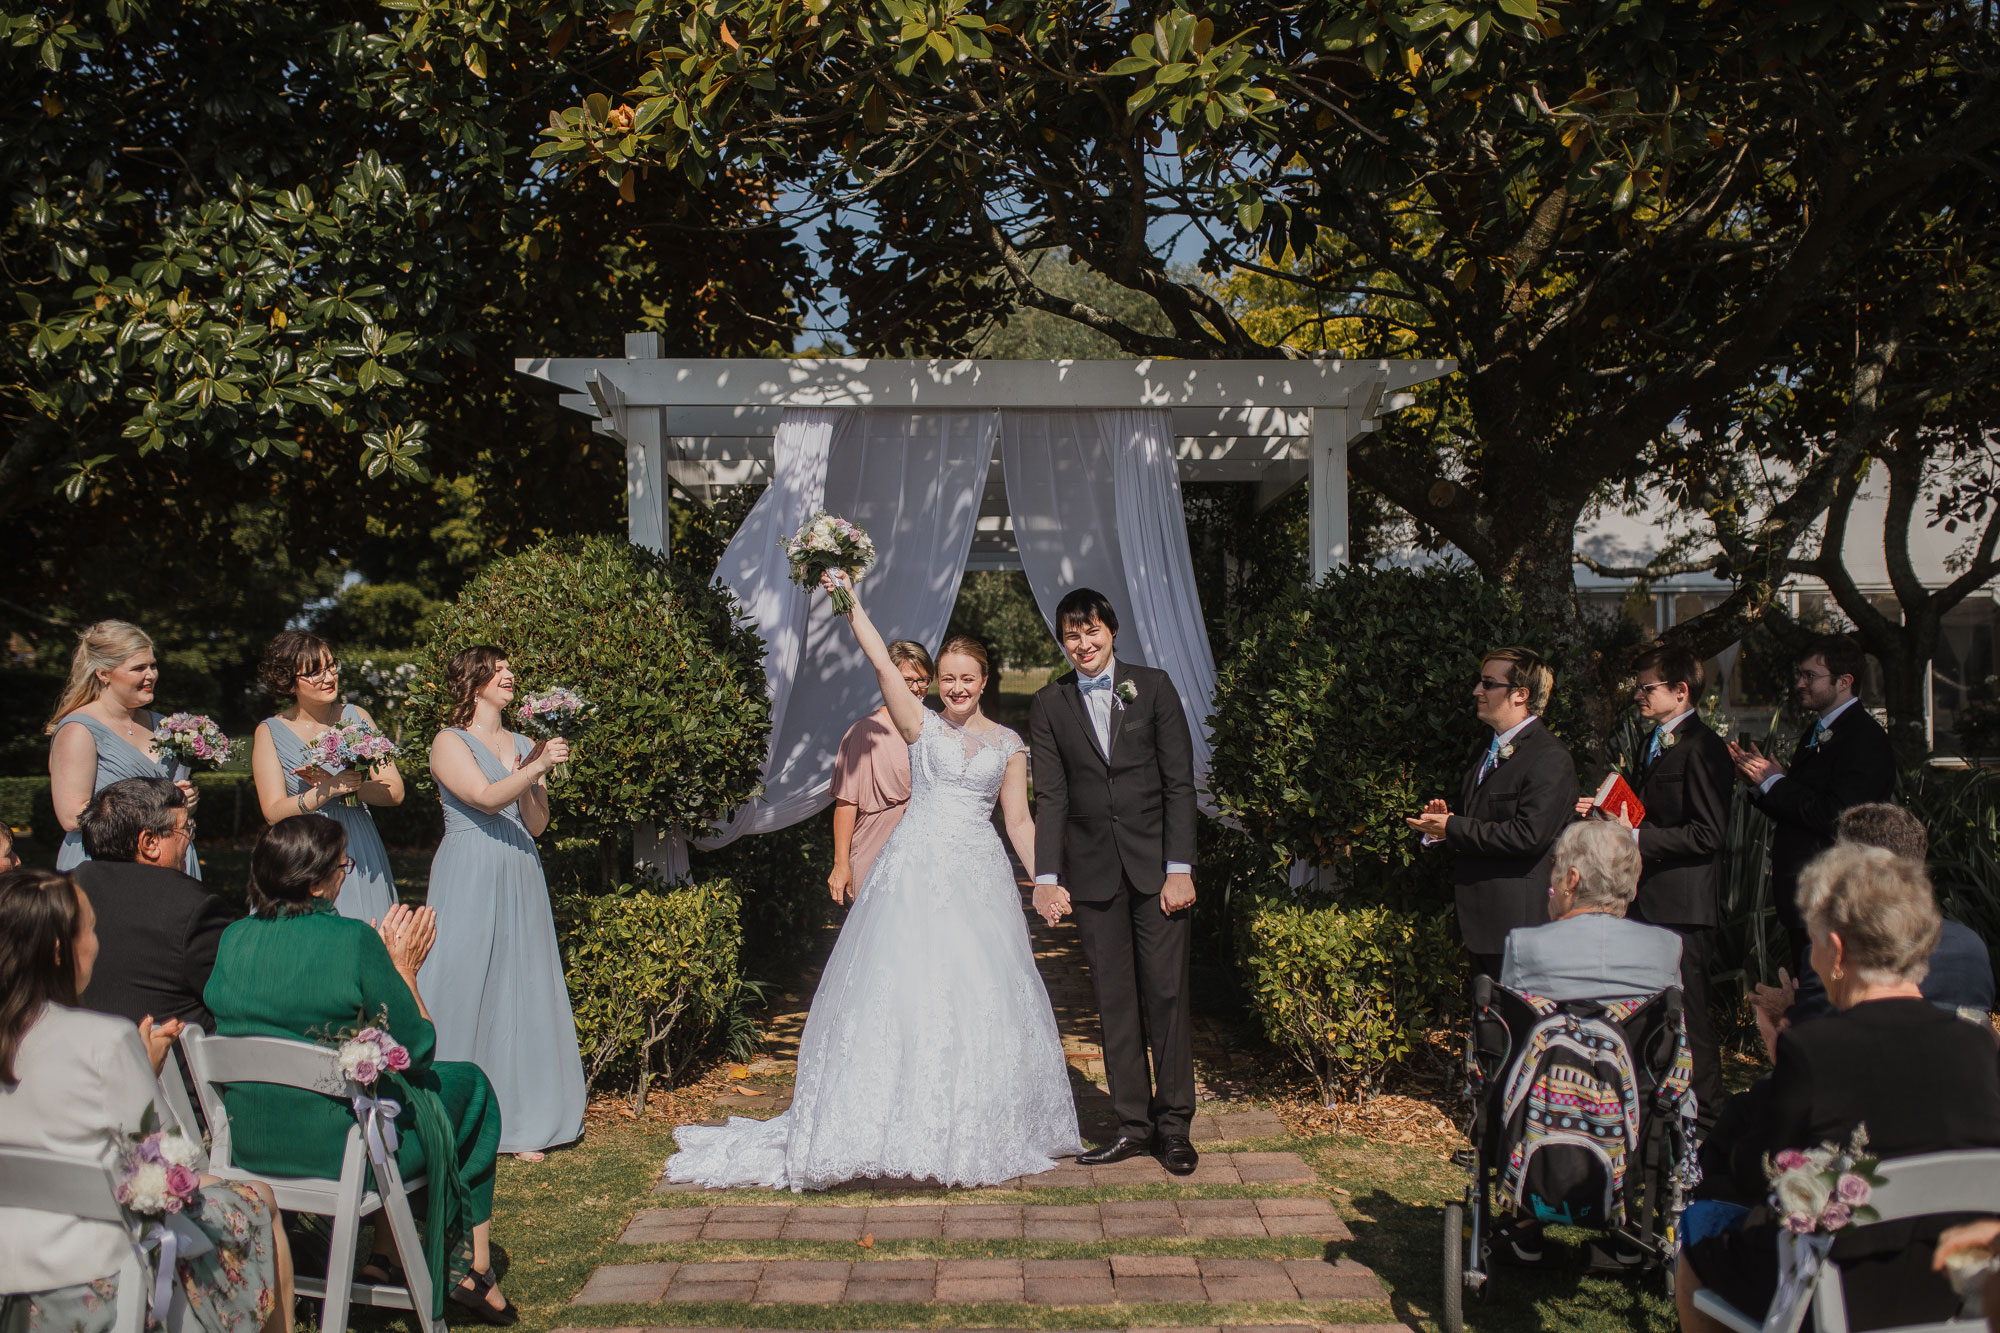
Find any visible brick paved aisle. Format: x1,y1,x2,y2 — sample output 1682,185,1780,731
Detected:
557,885,1409,1332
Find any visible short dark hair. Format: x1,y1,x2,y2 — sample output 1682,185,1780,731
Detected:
78,777,186,862
1837,802,1928,865
1054,588,1118,636
1631,643,1703,696
1802,634,1866,694
247,816,348,918
259,629,336,698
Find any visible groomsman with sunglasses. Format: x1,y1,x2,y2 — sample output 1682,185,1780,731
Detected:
1408,647,1579,980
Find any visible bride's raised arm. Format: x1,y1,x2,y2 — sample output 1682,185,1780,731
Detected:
823,571,928,745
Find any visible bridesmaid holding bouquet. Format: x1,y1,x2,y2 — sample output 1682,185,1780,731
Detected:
419,645,586,1160
46,620,203,878
250,630,405,925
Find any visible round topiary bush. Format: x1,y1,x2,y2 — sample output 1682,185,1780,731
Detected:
1207,563,1581,905
407,536,769,853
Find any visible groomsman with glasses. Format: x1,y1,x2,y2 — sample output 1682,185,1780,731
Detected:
1596,644,1732,1116
1408,647,1578,980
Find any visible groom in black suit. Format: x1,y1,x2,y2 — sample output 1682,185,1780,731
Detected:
1027,588,1201,1175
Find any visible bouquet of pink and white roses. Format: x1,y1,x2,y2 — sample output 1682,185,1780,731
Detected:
338,1023,412,1086
301,722,401,807
516,687,594,783
1764,1125,1887,1310
114,1105,203,1217
152,713,232,771
782,512,875,615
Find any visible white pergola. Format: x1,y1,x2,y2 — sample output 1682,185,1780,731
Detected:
516,335,1456,577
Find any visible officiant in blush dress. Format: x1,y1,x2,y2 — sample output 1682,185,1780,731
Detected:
47,620,202,879
419,646,586,1161
827,640,933,904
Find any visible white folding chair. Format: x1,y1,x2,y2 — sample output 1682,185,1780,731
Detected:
0,1145,176,1333
177,1025,443,1333
1692,1148,2000,1333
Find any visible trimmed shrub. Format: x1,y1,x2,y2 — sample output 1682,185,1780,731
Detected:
407,536,770,852
1207,563,1580,905
688,806,838,983
559,879,748,1114
1239,893,1464,1103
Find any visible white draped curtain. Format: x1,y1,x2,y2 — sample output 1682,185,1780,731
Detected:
692,407,997,850
1000,409,1221,812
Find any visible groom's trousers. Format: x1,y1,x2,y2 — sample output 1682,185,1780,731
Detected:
1072,876,1196,1141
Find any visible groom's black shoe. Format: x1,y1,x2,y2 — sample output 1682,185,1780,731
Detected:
1077,1135,1153,1166
1156,1135,1199,1176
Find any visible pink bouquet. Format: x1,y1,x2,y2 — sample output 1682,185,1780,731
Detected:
301,721,402,806
114,1105,203,1217
1766,1126,1884,1235
152,713,232,771
782,512,875,614
517,687,593,782
337,1024,412,1086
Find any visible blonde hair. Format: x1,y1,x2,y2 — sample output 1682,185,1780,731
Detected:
1482,646,1554,715
1552,820,1642,914
887,640,936,680
1798,843,1941,986
45,620,154,734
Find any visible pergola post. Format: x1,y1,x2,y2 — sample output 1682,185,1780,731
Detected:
621,332,669,559
1307,405,1349,578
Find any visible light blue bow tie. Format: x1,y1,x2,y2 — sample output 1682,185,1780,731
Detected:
1078,674,1114,695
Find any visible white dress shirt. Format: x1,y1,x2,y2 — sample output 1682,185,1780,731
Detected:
1035,656,1190,884
1423,715,1539,846
0,1003,161,1292
1759,696,1859,794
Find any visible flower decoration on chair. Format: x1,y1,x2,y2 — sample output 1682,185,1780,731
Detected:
115,1103,214,1322
152,713,233,770
516,687,596,783
782,512,875,615
1764,1126,1886,1311
301,722,402,806
331,1019,412,1162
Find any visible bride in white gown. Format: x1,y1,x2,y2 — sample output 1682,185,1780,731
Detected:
665,573,1082,1190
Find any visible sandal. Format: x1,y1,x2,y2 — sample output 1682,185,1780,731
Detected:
448,1266,519,1327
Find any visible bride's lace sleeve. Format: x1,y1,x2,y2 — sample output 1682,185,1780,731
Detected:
995,725,1025,760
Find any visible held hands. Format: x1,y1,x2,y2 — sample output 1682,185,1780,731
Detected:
1728,739,1783,787
1406,798,1451,839
138,1015,184,1076
1749,966,1798,1062
376,903,439,974
1032,882,1071,925
828,862,855,906
1159,872,1196,916
295,765,367,796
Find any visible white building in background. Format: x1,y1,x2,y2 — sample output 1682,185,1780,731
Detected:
1568,476,1997,754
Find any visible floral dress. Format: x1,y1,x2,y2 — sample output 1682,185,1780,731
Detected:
1,1181,280,1333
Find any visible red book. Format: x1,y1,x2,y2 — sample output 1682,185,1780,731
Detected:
1593,772,1646,827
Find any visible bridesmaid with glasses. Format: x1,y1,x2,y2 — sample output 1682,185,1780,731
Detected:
249,631,404,925
46,620,202,878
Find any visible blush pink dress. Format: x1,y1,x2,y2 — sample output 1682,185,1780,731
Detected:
832,709,913,889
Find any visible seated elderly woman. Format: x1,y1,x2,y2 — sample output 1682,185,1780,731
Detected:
202,817,516,1327
1500,819,1684,1002
0,866,292,1333
1677,844,2000,1333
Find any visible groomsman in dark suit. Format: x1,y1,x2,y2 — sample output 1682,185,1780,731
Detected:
1616,643,1733,1115
1729,633,1895,962
1408,647,1579,979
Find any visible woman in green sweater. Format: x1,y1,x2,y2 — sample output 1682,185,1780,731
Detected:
203,817,515,1326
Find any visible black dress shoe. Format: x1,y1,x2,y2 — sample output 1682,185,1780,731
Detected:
1077,1135,1153,1165
1156,1134,1199,1175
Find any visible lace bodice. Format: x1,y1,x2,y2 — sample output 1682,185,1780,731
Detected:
905,710,1021,828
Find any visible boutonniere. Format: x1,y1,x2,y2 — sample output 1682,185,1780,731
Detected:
1659,730,1679,750
1497,742,1515,761
1114,680,1139,710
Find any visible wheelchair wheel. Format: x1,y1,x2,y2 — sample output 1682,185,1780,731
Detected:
1441,1201,1464,1333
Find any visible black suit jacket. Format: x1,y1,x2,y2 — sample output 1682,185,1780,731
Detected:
1443,718,1579,954
1028,662,1197,901
72,860,236,1029
1750,702,1895,931
1632,717,1734,927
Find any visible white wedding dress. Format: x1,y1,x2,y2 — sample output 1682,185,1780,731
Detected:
666,710,1082,1190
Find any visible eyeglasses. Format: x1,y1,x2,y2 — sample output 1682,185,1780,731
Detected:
297,662,342,682
1793,669,1832,684
1474,677,1516,692
1632,681,1675,699
338,856,356,874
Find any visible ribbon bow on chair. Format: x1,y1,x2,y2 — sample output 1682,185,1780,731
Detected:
351,1089,404,1163
138,1212,214,1324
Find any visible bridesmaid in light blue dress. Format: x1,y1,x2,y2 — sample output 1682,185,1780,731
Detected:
419,645,586,1158
46,620,202,879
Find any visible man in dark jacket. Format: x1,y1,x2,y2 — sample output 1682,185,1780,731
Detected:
71,776,235,1029
1409,646,1579,979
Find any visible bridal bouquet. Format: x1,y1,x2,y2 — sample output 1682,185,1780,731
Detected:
783,512,875,615
302,722,401,806
516,687,594,782
152,713,232,770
